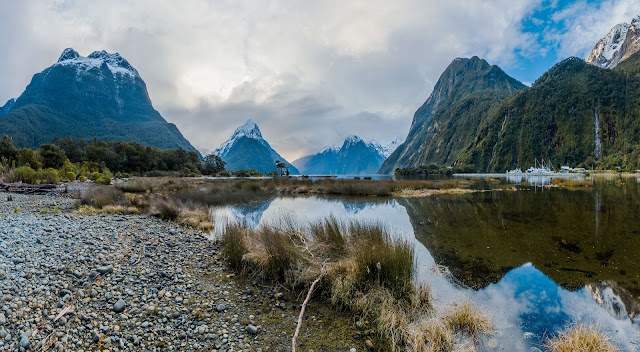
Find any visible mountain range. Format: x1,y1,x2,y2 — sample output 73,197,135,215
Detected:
379,56,526,173
586,16,640,69
293,136,399,175
213,119,300,174
381,15,640,174
3,15,640,175
0,48,197,153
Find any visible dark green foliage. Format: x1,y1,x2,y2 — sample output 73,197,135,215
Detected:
17,149,42,169
202,154,226,175
380,57,526,173
456,57,640,171
54,138,203,176
39,144,66,169
0,135,18,163
394,164,476,175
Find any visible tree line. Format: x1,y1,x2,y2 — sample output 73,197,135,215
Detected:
0,136,227,184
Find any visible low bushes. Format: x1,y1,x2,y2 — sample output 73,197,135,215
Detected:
80,186,127,209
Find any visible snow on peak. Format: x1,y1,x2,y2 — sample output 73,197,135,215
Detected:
378,137,403,157
58,48,80,62
213,119,266,157
234,119,262,139
344,135,364,144
54,48,139,79
586,16,640,69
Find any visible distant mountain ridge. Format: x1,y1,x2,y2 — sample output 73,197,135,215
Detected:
379,56,526,173
293,135,395,175
213,120,299,174
0,48,197,153
587,16,640,69
456,55,640,171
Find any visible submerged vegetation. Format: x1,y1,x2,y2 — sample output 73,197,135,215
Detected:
219,218,493,351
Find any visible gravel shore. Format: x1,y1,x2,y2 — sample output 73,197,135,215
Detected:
0,191,360,351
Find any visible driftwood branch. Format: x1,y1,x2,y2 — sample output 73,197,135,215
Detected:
291,265,326,352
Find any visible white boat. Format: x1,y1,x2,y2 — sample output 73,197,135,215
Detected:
525,159,556,175
507,168,523,174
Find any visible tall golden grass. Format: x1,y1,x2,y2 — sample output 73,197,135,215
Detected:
219,218,492,351
547,325,618,352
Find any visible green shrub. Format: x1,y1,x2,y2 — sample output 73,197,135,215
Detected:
40,168,61,184
95,174,112,185
9,166,38,184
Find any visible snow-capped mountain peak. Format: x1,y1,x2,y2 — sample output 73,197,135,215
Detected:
58,48,80,62
213,119,266,157
586,15,640,69
344,134,364,145
376,137,403,158
210,119,300,174
319,145,341,154
54,48,139,79
233,119,263,140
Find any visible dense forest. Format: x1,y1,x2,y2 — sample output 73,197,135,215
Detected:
456,53,640,172
0,136,227,184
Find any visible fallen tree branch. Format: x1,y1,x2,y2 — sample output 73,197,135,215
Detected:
291,265,325,352
291,276,322,352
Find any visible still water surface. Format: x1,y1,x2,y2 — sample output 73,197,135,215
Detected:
211,176,640,350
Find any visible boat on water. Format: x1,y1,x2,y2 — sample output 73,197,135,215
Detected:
507,168,523,174
525,159,556,175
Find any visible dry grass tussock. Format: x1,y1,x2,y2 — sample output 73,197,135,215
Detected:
220,217,492,351
442,301,492,341
550,177,593,188
547,325,618,352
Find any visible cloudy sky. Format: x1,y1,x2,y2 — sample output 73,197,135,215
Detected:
0,0,637,160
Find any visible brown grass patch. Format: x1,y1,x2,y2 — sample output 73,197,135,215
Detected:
547,325,618,352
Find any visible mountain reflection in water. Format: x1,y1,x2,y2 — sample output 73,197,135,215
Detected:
209,183,640,350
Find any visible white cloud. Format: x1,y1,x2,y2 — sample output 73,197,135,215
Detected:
547,0,638,59
0,0,549,159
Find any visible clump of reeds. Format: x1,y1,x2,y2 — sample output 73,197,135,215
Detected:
115,179,154,193
407,319,454,352
154,199,180,221
80,185,127,208
220,223,248,270
442,301,492,341
547,325,618,352
219,217,491,351
309,216,347,258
